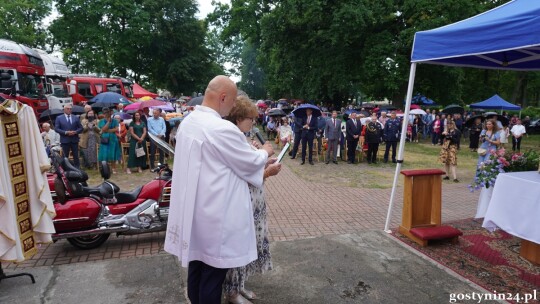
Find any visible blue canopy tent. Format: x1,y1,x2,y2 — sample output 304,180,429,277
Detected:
469,94,522,114
385,0,540,231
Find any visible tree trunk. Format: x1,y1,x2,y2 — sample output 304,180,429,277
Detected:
511,71,527,106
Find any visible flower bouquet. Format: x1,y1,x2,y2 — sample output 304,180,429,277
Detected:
469,148,539,192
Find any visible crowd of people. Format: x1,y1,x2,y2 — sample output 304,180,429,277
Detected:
256,104,531,184
40,103,174,174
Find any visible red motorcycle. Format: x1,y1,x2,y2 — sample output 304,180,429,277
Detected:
46,152,171,249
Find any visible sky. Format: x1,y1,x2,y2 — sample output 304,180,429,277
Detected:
197,0,230,19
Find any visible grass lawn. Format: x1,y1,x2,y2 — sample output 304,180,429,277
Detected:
84,133,539,191
282,133,540,189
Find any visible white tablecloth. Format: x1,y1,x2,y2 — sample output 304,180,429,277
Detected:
474,186,493,218
482,171,540,244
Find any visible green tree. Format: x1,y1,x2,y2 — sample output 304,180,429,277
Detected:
0,0,52,47
49,0,222,95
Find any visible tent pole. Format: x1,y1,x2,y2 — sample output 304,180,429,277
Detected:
384,63,417,233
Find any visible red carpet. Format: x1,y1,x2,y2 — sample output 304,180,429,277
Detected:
391,219,540,296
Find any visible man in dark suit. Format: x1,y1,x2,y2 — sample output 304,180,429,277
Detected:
55,104,83,167
324,110,341,164
300,108,318,165
290,115,303,159
345,112,361,164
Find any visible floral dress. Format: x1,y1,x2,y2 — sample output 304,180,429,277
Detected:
223,184,272,294
438,129,460,166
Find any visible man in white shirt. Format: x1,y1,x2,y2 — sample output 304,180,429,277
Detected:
41,122,61,155
510,119,527,152
164,76,274,304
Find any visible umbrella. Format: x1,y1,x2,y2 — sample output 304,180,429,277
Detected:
267,108,287,117
113,112,132,120
484,113,509,126
358,110,370,117
344,109,359,115
257,103,268,109
409,109,427,115
411,94,436,105
151,104,175,112
188,96,204,106
291,104,321,118
281,106,294,114
88,92,130,105
71,105,85,115
464,115,485,128
39,108,64,122
125,99,167,111
442,104,464,115
374,106,398,113
91,102,119,111
39,105,85,122
358,103,376,109
410,104,421,110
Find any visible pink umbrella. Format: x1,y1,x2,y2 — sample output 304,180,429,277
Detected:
125,99,167,111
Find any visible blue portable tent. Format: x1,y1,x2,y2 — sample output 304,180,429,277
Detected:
469,94,521,111
385,0,540,231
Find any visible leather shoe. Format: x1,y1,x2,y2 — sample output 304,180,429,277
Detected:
333,161,338,164
325,161,329,164
290,156,296,159
301,161,305,165
309,161,314,165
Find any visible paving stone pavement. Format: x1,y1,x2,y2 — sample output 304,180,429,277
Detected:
4,162,479,270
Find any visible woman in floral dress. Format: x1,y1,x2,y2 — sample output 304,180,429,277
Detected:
223,96,281,304
438,121,461,182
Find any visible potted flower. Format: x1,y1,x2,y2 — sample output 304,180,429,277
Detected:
471,148,539,218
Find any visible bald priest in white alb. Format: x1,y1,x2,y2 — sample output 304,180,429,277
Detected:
165,76,272,273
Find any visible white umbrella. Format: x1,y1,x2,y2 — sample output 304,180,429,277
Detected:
410,109,427,115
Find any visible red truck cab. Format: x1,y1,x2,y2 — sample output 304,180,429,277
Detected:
67,76,134,105
0,39,48,118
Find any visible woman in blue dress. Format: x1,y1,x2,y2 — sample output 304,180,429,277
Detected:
98,107,121,174
477,119,501,166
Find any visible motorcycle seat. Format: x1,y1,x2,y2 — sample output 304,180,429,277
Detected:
61,157,89,183
115,186,143,204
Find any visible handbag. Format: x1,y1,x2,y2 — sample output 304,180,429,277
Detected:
477,148,487,156
100,136,109,145
135,143,146,157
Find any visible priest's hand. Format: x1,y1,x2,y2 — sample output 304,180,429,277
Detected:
265,162,281,178
265,157,277,168
261,142,274,157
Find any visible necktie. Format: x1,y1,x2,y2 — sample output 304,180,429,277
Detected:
353,120,357,127
67,115,71,124
307,116,311,125
333,119,336,127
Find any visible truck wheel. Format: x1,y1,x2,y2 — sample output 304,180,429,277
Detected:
67,234,110,249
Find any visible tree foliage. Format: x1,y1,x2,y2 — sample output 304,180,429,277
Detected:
213,0,540,108
0,0,53,47
49,0,222,94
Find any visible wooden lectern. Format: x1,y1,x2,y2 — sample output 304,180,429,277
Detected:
398,169,461,246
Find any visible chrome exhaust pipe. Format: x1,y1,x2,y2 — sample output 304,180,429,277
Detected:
52,225,129,240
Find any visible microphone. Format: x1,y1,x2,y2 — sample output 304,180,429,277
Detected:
253,127,266,144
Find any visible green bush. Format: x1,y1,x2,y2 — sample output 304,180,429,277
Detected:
520,106,540,119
